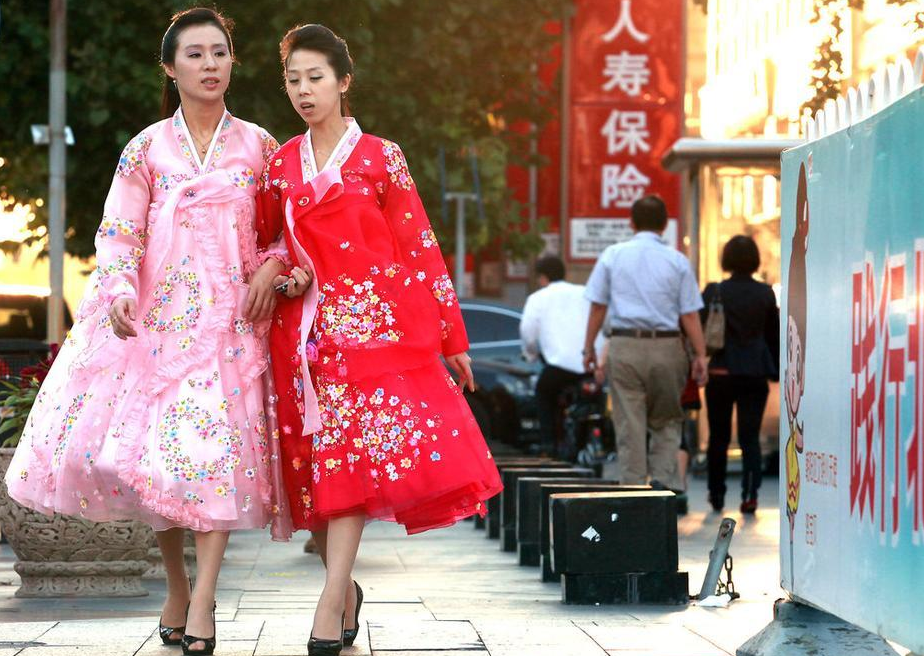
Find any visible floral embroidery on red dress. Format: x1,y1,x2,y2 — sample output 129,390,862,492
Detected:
259,124,502,534
316,265,403,347
381,139,413,190
300,121,361,182
309,374,455,484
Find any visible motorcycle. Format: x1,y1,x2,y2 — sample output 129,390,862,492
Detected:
561,375,617,473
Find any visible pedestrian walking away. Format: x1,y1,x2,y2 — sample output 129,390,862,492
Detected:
2,7,299,655
700,235,779,514
519,255,604,460
582,195,708,490
256,24,503,656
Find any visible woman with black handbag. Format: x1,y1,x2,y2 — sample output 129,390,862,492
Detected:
701,236,779,513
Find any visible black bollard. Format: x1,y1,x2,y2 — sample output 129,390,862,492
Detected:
529,482,649,575
499,467,594,551
549,490,688,604
485,460,570,539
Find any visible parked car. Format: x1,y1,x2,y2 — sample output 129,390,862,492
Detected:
0,286,73,379
458,300,541,447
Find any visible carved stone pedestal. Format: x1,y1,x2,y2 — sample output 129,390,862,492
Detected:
0,448,152,597
15,559,149,597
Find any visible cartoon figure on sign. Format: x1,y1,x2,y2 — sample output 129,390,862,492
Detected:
785,162,809,585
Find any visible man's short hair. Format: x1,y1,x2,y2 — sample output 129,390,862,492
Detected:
631,195,668,232
535,255,565,282
721,235,761,276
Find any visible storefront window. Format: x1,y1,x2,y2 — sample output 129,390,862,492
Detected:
698,164,781,291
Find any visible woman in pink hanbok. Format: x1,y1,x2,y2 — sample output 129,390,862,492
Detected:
3,8,294,655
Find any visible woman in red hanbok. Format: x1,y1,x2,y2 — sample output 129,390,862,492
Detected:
257,24,502,655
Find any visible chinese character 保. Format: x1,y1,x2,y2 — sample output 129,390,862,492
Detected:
601,110,650,156
601,0,650,43
601,164,650,209
602,52,650,96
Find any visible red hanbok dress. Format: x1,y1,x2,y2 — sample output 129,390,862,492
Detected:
257,119,502,534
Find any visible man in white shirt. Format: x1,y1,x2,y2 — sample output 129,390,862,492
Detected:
521,256,603,457
583,195,708,489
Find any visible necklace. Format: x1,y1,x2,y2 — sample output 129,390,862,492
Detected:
191,134,210,156
313,145,334,169
313,134,345,167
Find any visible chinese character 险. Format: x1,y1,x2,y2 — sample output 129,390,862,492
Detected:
601,163,650,209
601,0,650,43
601,110,650,156
602,52,650,96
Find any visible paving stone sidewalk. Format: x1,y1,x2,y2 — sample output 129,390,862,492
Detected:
0,475,783,656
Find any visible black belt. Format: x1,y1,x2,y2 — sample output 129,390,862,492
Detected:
610,329,681,339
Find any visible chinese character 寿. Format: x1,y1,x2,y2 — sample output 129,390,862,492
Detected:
602,52,650,96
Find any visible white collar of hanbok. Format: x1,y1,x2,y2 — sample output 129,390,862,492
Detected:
300,117,363,184
173,106,233,175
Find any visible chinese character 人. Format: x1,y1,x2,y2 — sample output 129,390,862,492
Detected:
601,0,650,43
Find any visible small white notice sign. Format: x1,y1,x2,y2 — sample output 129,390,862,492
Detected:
569,217,678,260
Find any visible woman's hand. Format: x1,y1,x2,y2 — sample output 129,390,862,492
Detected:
245,259,286,322
445,352,475,392
109,298,138,339
273,266,313,299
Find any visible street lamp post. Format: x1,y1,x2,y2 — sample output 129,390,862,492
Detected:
47,0,67,345
444,192,477,298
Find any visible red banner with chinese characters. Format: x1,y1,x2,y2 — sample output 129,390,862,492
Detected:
568,0,683,262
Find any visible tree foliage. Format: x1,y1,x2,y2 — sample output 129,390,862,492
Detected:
801,0,924,119
0,0,565,259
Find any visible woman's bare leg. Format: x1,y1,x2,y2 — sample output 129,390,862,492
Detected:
156,528,191,641
311,528,328,565
310,516,364,640
311,527,359,631
185,530,230,652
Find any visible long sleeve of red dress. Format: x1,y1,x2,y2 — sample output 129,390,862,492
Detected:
379,141,469,357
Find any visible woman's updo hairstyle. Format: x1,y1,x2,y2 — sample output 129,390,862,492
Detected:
160,7,235,118
280,24,354,116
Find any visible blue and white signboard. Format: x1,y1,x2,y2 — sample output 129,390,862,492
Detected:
780,87,924,652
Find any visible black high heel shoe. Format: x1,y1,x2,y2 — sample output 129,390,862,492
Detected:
308,612,345,656
159,616,186,646
160,583,192,645
181,601,217,655
342,581,364,647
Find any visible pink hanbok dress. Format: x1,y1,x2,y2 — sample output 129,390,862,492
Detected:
4,108,292,536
